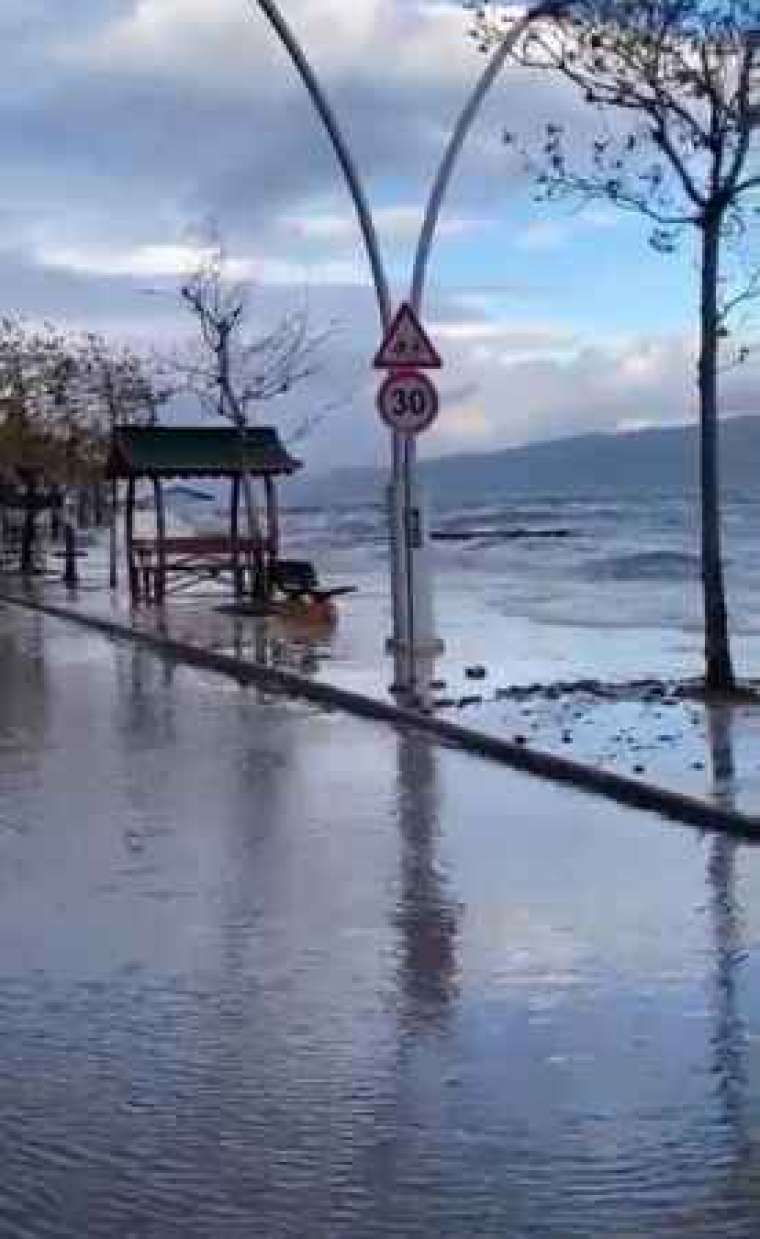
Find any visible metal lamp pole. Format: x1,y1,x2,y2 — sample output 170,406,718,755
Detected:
403,0,565,700
250,0,411,686
749,29,760,127
250,0,566,703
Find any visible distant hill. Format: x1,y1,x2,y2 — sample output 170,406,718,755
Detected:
289,415,760,507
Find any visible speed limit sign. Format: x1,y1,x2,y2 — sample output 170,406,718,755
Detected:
376,369,439,436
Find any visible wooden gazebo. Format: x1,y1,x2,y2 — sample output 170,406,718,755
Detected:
106,425,301,602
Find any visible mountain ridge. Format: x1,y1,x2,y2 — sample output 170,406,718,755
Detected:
290,414,760,506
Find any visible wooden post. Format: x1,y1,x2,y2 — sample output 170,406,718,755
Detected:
251,476,267,601
264,474,279,600
153,475,166,604
76,486,90,529
109,478,118,590
265,474,279,560
230,473,243,597
93,481,105,527
63,520,79,587
20,479,37,574
50,490,62,542
125,476,138,600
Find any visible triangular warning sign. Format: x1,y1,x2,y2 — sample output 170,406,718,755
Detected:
374,302,442,370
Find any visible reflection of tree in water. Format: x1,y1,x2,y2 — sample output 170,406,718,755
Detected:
0,609,49,749
705,704,748,1159
393,733,459,1028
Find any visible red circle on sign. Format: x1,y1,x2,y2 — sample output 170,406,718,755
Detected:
376,369,439,436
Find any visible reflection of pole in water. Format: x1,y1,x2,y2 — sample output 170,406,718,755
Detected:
394,733,459,1027
707,702,735,792
254,618,269,667
705,704,748,1156
392,652,439,713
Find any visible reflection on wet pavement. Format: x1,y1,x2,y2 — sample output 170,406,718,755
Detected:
8,564,760,814
3,604,760,1235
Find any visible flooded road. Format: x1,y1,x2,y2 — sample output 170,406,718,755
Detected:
2,603,760,1236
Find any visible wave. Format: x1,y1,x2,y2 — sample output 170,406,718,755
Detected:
582,550,703,582
431,528,572,543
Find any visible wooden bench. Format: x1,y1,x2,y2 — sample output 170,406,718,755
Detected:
131,535,262,600
129,540,356,604
271,559,357,602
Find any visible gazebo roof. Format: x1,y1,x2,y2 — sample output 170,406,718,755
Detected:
107,425,302,479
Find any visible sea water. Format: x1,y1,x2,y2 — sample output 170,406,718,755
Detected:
273,491,760,684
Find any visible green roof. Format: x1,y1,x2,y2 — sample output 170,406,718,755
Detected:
107,425,302,479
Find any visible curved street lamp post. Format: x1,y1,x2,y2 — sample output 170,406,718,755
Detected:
251,0,567,705
750,29,760,126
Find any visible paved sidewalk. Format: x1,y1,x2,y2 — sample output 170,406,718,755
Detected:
3,556,760,821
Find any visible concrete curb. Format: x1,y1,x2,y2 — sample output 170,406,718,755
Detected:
3,588,759,841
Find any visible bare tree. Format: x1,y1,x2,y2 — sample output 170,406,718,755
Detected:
176,230,330,573
470,0,760,691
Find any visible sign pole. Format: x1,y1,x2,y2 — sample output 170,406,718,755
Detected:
394,4,553,703
404,435,417,695
251,0,410,689
374,312,443,705
252,0,564,706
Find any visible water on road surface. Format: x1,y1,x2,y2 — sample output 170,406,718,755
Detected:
2,603,760,1237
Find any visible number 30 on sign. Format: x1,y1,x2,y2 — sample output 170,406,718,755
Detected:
376,369,439,436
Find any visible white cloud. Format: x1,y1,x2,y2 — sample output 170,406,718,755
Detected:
446,331,701,449
281,206,492,245
2,0,747,469
36,240,367,288
433,399,491,443
431,318,576,351
61,0,473,93
38,242,212,279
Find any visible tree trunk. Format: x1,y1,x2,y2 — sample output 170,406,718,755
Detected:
109,479,118,590
153,475,166,603
241,471,265,598
62,488,79,586
20,480,37,574
230,474,244,596
125,477,138,599
218,334,263,598
63,524,79,587
50,490,62,542
92,481,105,527
699,216,735,693
77,487,89,529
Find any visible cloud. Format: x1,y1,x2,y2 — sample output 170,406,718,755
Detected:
0,0,755,473
408,323,760,460
281,206,492,245
39,243,215,279
37,240,366,288
61,0,473,94
434,399,491,443
3,0,512,276
431,318,577,357
514,209,620,252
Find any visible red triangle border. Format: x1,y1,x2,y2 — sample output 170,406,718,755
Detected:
373,302,442,370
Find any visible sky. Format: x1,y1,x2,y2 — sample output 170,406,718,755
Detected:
2,0,760,472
